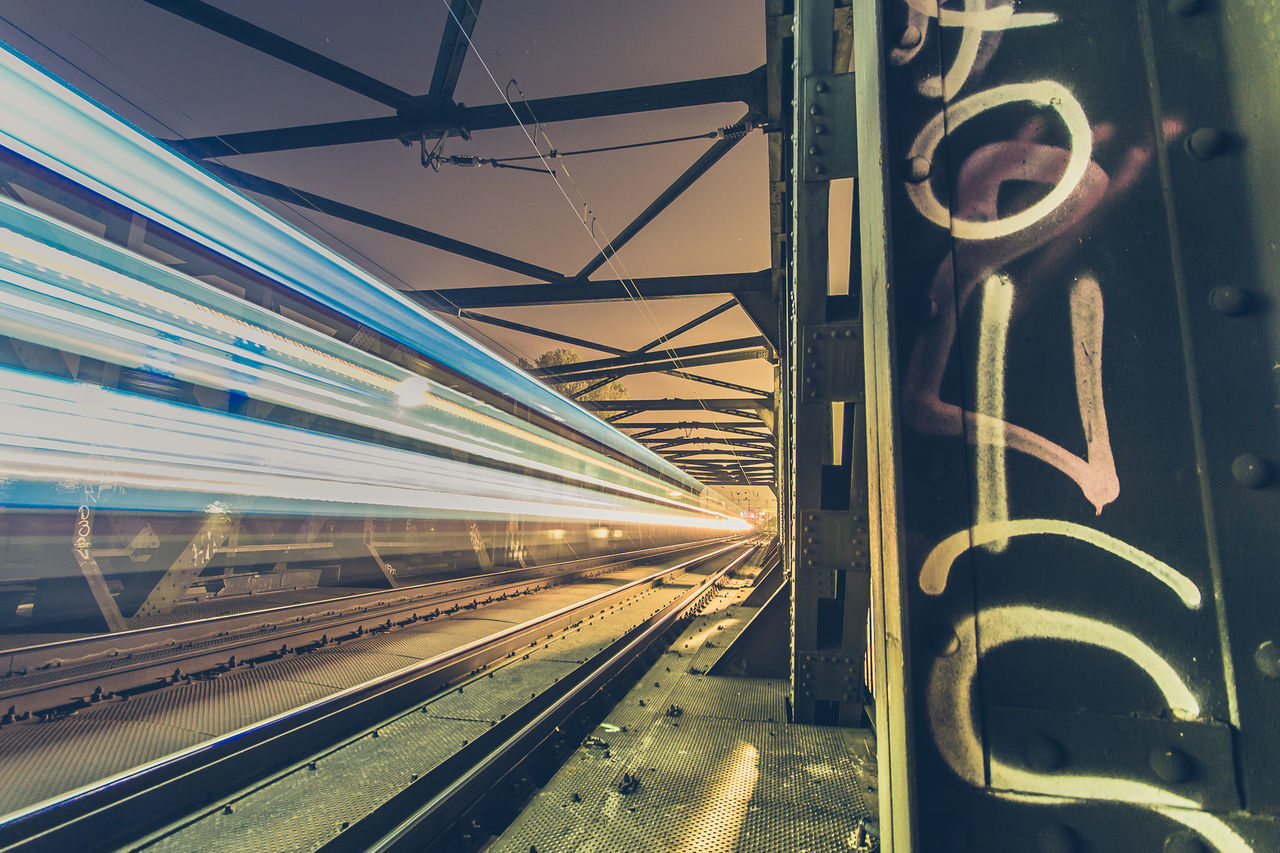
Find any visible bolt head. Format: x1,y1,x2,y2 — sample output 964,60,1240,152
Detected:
1024,734,1067,772
906,155,931,183
1037,822,1078,853
1165,831,1209,853
899,25,924,49
1149,746,1194,784
1208,285,1250,315
921,296,941,322
1186,127,1230,160
1232,453,1273,488
1255,640,1280,678
929,623,960,657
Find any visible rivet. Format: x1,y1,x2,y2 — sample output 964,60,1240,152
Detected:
922,297,940,322
899,25,924,49
808,144,821,156
1024,734,1067,772
813,163,827,175
809,104,823,116
1254,640,1280,678
1167,0,1203,15
814,124,828,136
815,81,828,94
1208,285,1249,315
1186,127,1230,160
1164,831,1209,853
1232,453,1273,488
1037,822,1078,853
929,623,960,657
1149,747,1194,784
906,156,931,183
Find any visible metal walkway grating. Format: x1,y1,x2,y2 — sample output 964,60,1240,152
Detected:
491,580,874,853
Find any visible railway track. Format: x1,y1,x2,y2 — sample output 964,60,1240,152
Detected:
0,538,757,852
0,539,726,724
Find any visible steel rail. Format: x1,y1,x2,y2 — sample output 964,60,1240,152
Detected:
350,543,760,852
0,540,750,852
0,539,723,714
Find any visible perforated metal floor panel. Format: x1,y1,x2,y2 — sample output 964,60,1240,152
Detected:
490,581,874,853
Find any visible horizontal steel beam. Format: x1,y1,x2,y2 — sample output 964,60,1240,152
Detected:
456,311,625,356
660,368,770,397
621,422,773,438
645,436,774,449
580,397,773,412
167,66,767,157
198,161,564,283
545,348,768,384
537,336,770,378
410,271,771,309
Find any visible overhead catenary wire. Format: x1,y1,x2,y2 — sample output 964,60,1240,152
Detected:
426,119,767,173
441,0,764,488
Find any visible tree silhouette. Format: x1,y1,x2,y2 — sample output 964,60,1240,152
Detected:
518,348,630,406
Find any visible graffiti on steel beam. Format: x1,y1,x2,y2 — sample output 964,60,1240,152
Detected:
889,0,1248,848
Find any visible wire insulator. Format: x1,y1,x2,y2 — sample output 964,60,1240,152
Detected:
716,120,755,140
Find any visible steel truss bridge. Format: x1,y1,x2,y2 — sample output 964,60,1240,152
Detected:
0,0,1276,851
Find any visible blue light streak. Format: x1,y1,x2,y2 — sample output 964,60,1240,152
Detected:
0,43,709,498
0,194,707,511
0,366,747,530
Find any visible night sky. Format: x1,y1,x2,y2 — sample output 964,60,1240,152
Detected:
0,0,773,507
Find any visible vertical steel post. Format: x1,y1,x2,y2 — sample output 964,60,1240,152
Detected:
786,0,870,727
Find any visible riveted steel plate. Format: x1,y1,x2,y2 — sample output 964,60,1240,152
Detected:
798,323,864,403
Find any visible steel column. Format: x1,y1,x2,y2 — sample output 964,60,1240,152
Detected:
877,0,1280,848
785,0,869,728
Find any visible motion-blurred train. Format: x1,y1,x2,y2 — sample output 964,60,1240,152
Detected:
0,44,748,633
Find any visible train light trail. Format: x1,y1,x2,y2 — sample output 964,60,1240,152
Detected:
0,196,719,513
0,42,701,495
0,366,748,531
